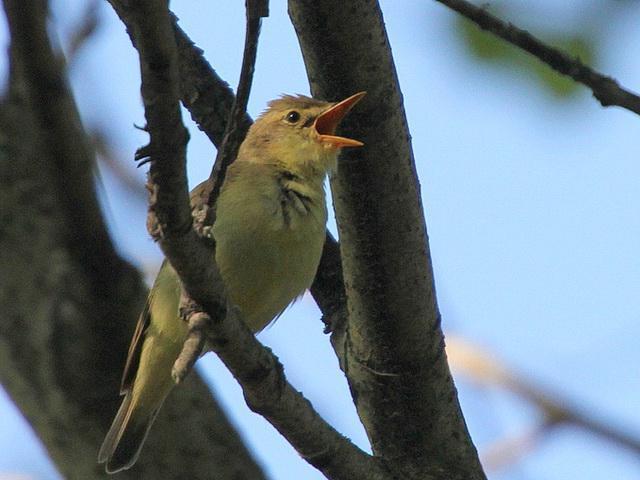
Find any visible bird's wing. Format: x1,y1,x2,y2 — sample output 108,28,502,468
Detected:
118,180,212,395
119,294,151,394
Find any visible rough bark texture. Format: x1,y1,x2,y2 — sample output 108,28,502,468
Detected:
0,1,266,478
288,1,486,479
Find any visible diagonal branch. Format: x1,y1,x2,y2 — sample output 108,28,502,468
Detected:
434,0,640,116
177,302,394,480
448,336,640,458
126,0,227,318
205,0,268,209
121,2,392,479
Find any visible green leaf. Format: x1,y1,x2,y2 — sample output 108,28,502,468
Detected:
457,12,513,61
529,36,594,97
454,12,597,99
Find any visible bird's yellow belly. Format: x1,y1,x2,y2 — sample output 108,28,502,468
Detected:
214,203,325,332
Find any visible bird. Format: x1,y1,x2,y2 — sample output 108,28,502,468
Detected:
98,91,366,473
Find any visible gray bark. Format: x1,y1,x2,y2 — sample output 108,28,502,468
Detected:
289,1,486,478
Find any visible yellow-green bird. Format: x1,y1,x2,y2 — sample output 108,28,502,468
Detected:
98,92,366,473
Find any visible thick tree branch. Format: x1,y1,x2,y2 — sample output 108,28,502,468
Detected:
184,303,393,480
125,2,391,479
434,0,640,116
288,1,485,479
126,0,228,320
310,231,348,333
3,0,123,287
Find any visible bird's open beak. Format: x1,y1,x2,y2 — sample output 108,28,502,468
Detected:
314,91,366,148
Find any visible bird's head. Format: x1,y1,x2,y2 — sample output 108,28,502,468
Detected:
238,92,366,178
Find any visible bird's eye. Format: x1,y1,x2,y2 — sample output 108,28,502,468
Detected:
285,111,300,123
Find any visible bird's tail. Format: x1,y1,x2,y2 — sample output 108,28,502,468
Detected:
98,392,161,473
99,261,185,472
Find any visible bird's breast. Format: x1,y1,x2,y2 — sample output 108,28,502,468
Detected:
212,172,327,332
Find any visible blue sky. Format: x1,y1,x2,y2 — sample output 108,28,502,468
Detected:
1,1,639,479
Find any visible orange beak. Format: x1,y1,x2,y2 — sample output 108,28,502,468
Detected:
314,91,366,148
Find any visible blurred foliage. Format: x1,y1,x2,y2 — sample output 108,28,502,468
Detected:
456,8,595,98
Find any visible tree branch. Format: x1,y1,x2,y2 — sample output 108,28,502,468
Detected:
183,302,394,480
3,0,124,288
206,0,267,205
124,2,392,479
288,1,485,479
126,0,228,320
434,0,640,115
448,337,640,459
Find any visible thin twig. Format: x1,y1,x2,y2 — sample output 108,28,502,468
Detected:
173,0,268,381
207,0,267,206
481,422,549,471
434,0,640,116
447,336,640,459
508,374,640,457
172,18,253,147
66,0,100,64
